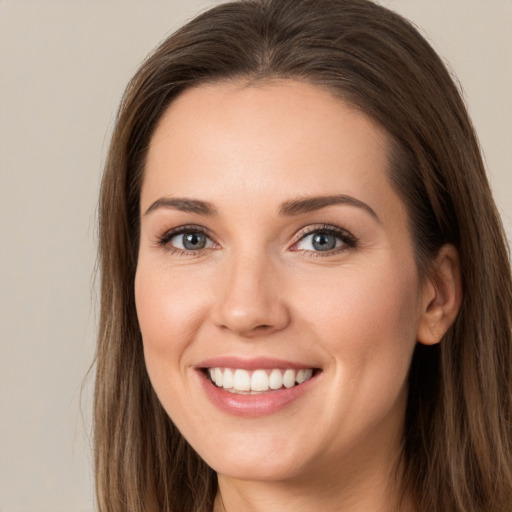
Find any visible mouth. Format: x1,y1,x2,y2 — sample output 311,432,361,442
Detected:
204,367,317,394
195,357,322,416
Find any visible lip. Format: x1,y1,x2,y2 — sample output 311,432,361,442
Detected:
194,357,321,417
196,356,315,371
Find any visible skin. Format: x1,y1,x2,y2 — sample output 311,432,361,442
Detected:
135,81,462,512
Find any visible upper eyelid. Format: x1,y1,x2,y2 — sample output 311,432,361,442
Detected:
160,224,213,238
293,223,354,240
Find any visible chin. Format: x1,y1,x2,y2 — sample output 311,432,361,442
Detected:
195,436,311,482
211,457,304,482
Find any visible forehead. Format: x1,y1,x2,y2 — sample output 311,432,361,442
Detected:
142,80,400,221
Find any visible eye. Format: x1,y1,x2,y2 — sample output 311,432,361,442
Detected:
157,226,216,253
292,226,357,254
171,231,212,250
296,231,341,251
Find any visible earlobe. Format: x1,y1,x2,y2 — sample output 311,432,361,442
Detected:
417,244,463,346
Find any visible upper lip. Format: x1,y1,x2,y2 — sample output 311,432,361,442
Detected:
195,356,319,371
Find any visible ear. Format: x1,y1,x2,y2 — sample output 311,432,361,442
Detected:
417,244,463,346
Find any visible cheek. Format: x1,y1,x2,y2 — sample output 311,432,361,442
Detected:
134,261,213,434
301,257,419,330
134,261,209,386
296,259,421,396
135,261,206,343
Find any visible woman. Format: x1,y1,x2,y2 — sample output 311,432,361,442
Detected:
94,0,512,510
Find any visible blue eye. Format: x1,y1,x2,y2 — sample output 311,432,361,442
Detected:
169,231,214,251
157,226,216,253
294,227,356,253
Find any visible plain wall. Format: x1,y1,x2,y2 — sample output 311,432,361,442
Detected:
0,1,510,511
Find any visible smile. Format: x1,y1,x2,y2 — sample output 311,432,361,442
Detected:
196,358,321,416
207,367,314,394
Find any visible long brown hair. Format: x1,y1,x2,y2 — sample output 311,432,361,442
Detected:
95,0,512,510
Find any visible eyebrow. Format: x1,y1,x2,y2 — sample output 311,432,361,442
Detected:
279,194,380,222
144,197,218,216
144,194,379,222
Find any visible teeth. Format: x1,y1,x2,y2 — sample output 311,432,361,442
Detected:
251,370,269,392
207,367,315,393
233,369,251,391
222,368,234,389
283,369,295,388
214,368,223,387
269,369,283,389
296,369,309,384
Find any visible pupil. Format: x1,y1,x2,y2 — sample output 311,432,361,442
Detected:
312,232,336,251
183,232,206,250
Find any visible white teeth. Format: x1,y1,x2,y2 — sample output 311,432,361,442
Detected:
214,368,223,387
233,369,251,391
222,368,234,389
295,368,313,384
206,367,315,393
251,370,269,391
269,369,283,389
282,369,296,388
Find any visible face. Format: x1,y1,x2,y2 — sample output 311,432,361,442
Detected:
135,81,428,485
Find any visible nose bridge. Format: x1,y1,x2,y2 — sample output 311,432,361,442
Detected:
214,245,289,336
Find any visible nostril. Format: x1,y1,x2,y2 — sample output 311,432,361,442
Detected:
255,324,273,330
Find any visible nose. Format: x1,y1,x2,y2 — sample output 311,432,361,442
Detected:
212,252,291,338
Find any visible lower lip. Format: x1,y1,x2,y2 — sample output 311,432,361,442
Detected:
197,370,319,417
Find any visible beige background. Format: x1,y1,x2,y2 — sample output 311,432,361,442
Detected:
0,1,510,511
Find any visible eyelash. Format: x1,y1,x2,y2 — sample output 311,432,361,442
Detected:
156,223,358,257
156,224,217,256
291,224,358,257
